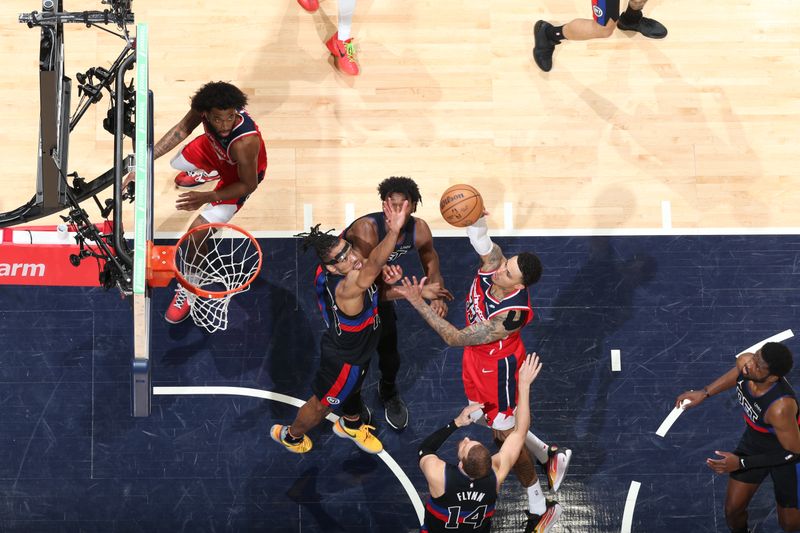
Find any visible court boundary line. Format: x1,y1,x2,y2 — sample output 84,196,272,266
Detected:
152,385,425,525
140,226,800,240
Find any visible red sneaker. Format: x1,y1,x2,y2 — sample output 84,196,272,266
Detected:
165,289,191,324
326,33,359,76
174,169,220,188
297,0,319,12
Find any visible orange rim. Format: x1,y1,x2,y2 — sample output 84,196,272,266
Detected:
171,222,263,299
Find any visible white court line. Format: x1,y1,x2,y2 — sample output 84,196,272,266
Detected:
303,204,313,231
661,201,672,230
736,329,794,358
611,349,621,372
145,226,800,240
153,385,425,525
344,203,355,226
620,480,641,533
503,202,513,231
656,330,795,437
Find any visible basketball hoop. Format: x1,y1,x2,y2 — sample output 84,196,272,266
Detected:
148,223,262,333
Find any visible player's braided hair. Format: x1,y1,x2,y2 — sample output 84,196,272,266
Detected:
295,224,340,263
378,176,422,206
190,81,248,112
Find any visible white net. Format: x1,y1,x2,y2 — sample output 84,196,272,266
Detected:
175,225,262,333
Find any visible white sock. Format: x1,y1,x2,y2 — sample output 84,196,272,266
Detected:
170,151,198,172
526,431,550,463
337,0,356,40
527,480,546,515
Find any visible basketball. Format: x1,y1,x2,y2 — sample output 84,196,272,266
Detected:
439,184,484,227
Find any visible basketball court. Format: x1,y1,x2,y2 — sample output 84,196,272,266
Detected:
0,0,799,532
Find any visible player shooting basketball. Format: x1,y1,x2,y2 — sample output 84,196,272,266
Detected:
394,210,570,532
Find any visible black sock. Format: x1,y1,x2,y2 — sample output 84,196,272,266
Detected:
379,379,397,399
284,428,304,444
545,24,565,43
620,7,643,24
343,416,361,430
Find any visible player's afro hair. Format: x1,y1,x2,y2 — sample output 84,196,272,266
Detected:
190,81,248,113
378,176,422,206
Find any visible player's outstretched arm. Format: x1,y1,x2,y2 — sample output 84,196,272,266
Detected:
154,109,202,160
492,354,541,485
675,359,743,409
467,213,504,272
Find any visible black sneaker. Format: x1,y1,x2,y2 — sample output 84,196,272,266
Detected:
532,20,558,72
379,389,409,430
616,16,668,39
360,400,373,427
524,501,563,533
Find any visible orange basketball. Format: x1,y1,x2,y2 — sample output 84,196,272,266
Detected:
439,184,484,227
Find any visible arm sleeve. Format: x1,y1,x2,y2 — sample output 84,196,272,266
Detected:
466,217,493,256
740,450,800,470
418,420,459,459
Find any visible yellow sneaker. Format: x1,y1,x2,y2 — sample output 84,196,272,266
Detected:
332,418,383,454
270,424,313,454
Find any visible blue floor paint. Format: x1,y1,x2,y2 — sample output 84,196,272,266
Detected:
1,235,799,532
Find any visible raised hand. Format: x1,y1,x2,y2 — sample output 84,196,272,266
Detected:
518,353,542,387
382,264,403,284
383,198,411,235
454,403,485,428
396,275,427,305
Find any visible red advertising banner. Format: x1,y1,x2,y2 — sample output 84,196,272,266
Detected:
0,222,115,287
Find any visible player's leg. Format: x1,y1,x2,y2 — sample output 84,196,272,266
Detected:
724,476,762,532
772,461,800,531
332,365,383,453
170,136,222,188
376,301,409,430
296,0,319,14
326,0,359,75
616,0,667,39
533,0,618,72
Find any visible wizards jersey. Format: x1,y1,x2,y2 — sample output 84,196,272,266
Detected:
464,269,533,359
422,464,497,533
737,373,800,435
314,265,381,365
201,109,268,172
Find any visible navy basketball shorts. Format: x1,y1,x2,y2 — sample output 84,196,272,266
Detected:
592,0,621,26
311,350,369,410
732,430,800,508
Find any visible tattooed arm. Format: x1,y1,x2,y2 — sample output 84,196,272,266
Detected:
396,276,526,346
153,109,203,160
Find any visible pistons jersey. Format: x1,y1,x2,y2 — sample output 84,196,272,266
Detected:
464,269,533,359
737,374,800,437
202,109,268,170
422,464,496,533
314,265,381,365
345,212,417,264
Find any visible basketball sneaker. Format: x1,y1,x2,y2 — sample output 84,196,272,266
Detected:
333,418,383,454
296,0,319,12
271,424,313,454
379,382,409,430
326,32,359,76
524,501,563,533
174,169,220,188
545,445,572,492
532,20,558,72
164,288,191,324
616,15,668,39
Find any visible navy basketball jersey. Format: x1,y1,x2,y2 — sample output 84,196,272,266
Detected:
737,374,800,435
202,109,264,165
345,212,417,264
422,464,496,532
314,265,381,364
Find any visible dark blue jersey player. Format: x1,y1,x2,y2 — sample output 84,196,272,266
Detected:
677,342,800,533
